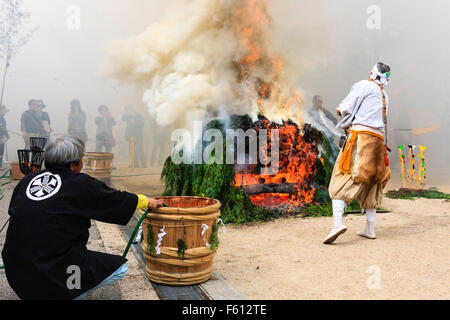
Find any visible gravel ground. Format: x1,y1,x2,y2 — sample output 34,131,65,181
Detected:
0,181,20,300
214,196,450,300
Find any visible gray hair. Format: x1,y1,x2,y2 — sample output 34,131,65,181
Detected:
377,62,390,74
44,136,85,169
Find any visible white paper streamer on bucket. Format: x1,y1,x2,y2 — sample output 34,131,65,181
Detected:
217,218,226,234
93,160,97,172
201,224,210,248
156,226,167,255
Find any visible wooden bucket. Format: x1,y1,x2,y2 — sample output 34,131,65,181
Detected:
141,196,221,286
10,162,25,180
83,152,114,182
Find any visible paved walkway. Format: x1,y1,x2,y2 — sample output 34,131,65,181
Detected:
0,181,19,300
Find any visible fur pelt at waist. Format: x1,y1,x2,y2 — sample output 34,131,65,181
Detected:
352,133,391,185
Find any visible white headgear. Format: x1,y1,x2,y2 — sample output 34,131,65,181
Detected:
370,63,391,86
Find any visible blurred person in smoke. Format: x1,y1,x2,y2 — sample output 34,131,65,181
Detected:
68,99,87,144
1,136,164,300
20,99,45,149
323,62,392,244
0,105,10,169
95,105,116,153
37,99,52,147
148,116,170,167
306,95,342,149
308,95,338,126
122,105,146,168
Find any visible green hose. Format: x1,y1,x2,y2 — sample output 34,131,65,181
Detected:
0,169,12,201
122,204,169,258
122,209,151,258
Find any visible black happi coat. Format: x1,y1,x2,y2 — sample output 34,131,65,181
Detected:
1,167,138,300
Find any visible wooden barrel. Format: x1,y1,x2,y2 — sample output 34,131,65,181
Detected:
141,196,221,286
10,162,25,180
83,152,114,182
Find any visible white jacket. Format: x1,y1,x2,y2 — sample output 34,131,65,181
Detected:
337,80,389,134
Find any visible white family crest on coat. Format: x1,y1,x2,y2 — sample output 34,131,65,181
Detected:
26,173,62,201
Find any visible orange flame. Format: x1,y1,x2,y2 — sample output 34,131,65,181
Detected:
234,121,318,208
233,0,304,122
231,1,315,209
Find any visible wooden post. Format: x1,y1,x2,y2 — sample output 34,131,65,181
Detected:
407,145,414,189
417,146,427,190
398,146,407,188
421,157,427,189
130,137,135,171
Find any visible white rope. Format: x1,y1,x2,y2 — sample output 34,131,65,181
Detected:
201,224,210,248
156,226,167,255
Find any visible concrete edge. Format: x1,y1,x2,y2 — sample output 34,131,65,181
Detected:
198,272,246,300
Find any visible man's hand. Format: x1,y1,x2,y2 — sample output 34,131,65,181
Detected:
148,198,165,211
336,110,342,117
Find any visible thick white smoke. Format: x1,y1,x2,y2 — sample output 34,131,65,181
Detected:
103,0,304,129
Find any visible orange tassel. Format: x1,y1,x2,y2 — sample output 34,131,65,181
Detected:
339,130,386,174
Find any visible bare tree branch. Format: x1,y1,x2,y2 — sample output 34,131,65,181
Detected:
0,0,38,104
0,0,38,64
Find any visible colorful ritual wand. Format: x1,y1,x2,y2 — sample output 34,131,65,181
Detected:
398,145,407,188
415,145,427,189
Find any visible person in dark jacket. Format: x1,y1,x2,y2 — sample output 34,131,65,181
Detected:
68,99,87,143
37,99,51,147
95,105,116,153
20,100,45,149
1,136,163,300
122,106,146,168
0,105,10,168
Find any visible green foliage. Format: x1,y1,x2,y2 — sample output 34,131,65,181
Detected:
176,224,188,259
304,200,362,217
386,189,450,200
161,157,279,223
177,239,187,260
209,223,220,251
312,131,338,204
146,224,156,255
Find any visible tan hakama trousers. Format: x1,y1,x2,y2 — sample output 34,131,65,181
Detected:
329,130,391,209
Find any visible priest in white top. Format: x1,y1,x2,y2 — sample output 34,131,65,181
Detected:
323,63,392,244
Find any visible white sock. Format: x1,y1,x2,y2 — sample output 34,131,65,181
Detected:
366,209,376,234
332,199,346,228
366,209,376,223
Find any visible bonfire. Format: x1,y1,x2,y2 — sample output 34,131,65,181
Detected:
105,0,339,221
